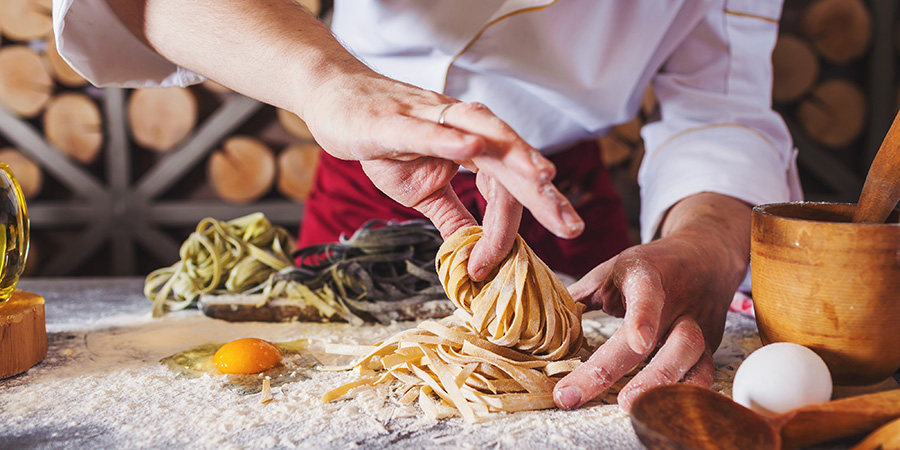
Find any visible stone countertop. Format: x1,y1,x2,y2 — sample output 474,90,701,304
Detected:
0,278,864,449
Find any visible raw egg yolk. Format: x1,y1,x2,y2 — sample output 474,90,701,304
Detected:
213,338,283,374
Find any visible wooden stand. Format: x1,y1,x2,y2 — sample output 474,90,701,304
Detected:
0,290,47,379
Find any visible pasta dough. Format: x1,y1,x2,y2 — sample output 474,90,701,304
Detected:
323,227,588,422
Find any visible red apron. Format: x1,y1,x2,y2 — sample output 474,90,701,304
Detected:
297,141,630,277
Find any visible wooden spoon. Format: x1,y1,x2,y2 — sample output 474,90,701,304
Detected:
630,384,900,450
853,110,900,223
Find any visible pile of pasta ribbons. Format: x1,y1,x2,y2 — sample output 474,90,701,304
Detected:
323,226,588,422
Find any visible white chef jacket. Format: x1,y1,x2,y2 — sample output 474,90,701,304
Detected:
52,0,802,244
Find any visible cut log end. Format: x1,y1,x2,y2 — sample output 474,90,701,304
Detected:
802,0,872,64
277,143,321,201
208,136,276,204
127,87,198,152
772,34,819,103
796,79,867,148
0,0,52,42
0,290,48,379
0,148,42,198
43,93,104,164
0,46,53,118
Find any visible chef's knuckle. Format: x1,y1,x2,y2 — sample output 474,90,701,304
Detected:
531,150,556,179
458,101,489,115
654,363,681,384
587,364,616,389
676,319,706,356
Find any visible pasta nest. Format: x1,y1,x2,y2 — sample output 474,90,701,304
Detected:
437,226,585,360
324,226,588,422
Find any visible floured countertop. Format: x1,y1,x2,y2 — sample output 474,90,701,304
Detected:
0,278,855,449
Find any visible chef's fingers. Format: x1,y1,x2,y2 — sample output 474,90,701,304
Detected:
474,152,583,240
435,102,584,240
368,102,520,164
614,256,666,355
553,332,647,410
413,187,479,240
429,102,554,180
363,110,488,162
467,173,522,280
615,316,707,412
554,254,668,410
568,257,621,314
680,348,715,388
363,159,479,240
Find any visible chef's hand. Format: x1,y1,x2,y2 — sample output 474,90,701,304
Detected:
103,0,582,280
304,71,584,279
552,193,752,412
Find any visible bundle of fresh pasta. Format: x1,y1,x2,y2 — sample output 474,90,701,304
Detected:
323,226,588,422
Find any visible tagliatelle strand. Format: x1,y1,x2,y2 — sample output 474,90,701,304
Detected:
323,226,588,422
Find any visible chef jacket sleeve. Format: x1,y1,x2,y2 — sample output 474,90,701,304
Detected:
52,0,204,88
638,0,802,243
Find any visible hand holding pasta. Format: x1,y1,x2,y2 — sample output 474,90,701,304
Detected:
323,226,588,422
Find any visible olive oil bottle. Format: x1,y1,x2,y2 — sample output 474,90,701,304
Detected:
0,163,29,303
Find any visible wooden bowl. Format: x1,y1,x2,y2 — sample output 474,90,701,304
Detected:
751,202,900,386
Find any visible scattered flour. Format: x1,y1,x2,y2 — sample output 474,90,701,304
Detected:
1,302,761,449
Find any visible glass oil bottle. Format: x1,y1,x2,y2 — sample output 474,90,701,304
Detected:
0,162,29,303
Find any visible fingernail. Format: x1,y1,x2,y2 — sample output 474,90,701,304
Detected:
555,386,583,410
472,266,488,281
637,324,654,353
561,209,584,234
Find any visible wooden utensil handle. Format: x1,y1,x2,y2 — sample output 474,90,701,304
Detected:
853,111,900,223
849,416,900,450
780,389,900,448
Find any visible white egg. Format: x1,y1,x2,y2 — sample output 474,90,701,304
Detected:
732,342,833,417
